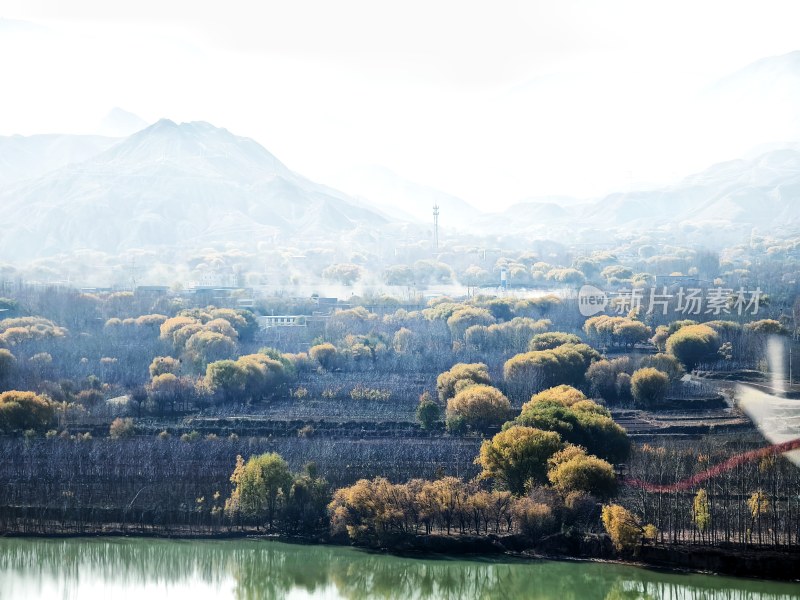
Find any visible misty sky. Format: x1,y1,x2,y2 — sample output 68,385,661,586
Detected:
2,1,800,209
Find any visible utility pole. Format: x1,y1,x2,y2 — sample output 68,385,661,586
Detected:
432,204,440,251
128,258,139,290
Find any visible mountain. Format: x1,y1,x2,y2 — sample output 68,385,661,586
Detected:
327,165,482,229
477,199,571,232
0,120,389,259
495,150,800,239
98,108,149,137
584,149,800,229
0,134,119,187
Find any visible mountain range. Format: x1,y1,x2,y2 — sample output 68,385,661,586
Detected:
478,149,800,239
0,119,391,259
3,60,800,262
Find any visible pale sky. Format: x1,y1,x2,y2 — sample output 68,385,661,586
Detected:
2,1,800,208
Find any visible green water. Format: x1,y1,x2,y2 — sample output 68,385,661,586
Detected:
0,538,797,600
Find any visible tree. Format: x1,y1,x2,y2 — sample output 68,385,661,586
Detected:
466,317,550,353
436,363,491,402
476,426,563,494
586,357,633,402
283,464,330,534
446,307,495,341
744,319,786,335
528,332,582,351
204,360,246,401
747,489,770,544
693,488,711,535
149,356,181,378
0,348,16,390
392,327,416,353
147,373,187,414
638,353,684,380
184,330,237,368
383,265,415,287
310,343,339,370
322,263,363,286
584,315,651,348
546,267,586,286
160,316,199,344
504,343,600,398
109,417,136,439
416,392,440,430
601,504,641,553
515,399,630,464
237,354,288,400
446,384,511,433
630,368,669,407
513,498,557,539
226,452,293,530
665,324,720,370
204,318,239,340
547,446,617,499
523,385,590,409
210,308,259,341
0,391,54,432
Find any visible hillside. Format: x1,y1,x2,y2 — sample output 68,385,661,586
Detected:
0,120,390,259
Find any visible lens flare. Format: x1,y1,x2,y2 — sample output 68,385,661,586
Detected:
625,437,800,493
626,335,800,492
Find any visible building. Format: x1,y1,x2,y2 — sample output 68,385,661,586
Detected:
257,315,306,329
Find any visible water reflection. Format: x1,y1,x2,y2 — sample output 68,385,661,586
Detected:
0,538,797,600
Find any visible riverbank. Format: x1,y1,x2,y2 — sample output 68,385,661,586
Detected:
361,530,800,582
3,526,798,583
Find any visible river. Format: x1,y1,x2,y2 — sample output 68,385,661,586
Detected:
0,538,797,599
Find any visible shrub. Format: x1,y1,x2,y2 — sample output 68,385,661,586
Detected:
350,385,391,401
181,430,201,442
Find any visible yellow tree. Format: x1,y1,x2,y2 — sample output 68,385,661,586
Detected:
601,504,642,553
226,452,292,531
547,445,617,499
446,384,510,433
693,488,711,542
476,426,563,494
747,490,769,544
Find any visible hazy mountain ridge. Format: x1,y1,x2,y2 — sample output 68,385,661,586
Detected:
496,149,800,236
0,120,390,259
97,107,149,138
1,115,799,262
0,134,119,187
